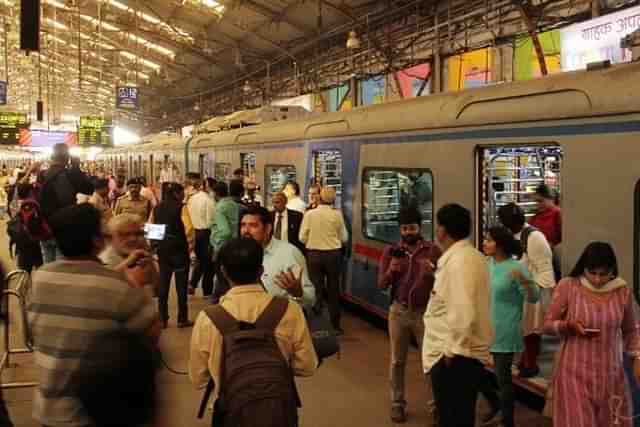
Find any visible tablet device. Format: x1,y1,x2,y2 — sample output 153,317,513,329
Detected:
144,223,166,241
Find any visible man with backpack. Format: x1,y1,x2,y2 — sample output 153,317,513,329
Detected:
189,237,318,427
38,143,94,263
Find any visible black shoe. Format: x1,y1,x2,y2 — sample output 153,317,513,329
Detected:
391,406,407,423
518,366,540,378
177,320,194,328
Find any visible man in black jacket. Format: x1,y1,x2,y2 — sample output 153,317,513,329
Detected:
38,143,94,263
270,192,304,254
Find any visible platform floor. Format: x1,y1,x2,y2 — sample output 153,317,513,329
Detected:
0,232,552,427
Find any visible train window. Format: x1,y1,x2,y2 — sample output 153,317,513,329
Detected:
214,163,231,181
241,152,256,178
312,150,342,208
362,168,433,243
264,165,296,208
477,145,562,234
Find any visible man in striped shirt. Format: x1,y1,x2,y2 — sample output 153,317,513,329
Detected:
29,204,159,427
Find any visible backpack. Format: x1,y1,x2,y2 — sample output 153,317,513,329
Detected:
198,297,300,427
39,168,76,219
18,200,52,242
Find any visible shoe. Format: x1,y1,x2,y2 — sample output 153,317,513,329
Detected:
188,286,195,295
334,327,345,336
481,409,502,426
390,406,407,423
177,320,194,328
518,366,540,378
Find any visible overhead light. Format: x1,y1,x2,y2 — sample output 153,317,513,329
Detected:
346,30,361,49
242,80,251,94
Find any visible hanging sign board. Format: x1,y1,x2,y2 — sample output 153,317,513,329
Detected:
561,5,640,71
0,112,28,145
78,116,114,147
0,81,7,105
115,86,140,110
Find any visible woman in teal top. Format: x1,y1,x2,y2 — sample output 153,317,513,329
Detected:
481,226,539,427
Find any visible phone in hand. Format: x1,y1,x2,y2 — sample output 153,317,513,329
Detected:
584,328,601,334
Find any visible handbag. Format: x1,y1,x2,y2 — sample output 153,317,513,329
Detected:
303,304,340,363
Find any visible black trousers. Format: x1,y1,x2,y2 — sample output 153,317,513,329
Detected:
307,249,342,329
158,251,189,323
430,356,484,427
479,353,515,427
189,229,214,296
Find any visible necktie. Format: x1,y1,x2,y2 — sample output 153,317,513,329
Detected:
274,213,282,240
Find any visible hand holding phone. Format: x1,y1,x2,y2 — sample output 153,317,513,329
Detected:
584,328,601,335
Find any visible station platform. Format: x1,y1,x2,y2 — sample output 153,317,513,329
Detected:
0,230,551,427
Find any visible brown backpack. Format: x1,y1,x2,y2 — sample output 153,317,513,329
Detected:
199,297,301,427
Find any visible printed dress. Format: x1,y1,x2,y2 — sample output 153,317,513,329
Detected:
544,278,640,427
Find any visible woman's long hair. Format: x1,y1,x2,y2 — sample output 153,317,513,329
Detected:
569,242,618,278
487,226,523,259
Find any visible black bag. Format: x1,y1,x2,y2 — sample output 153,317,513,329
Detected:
198,297,301,427
303,304,340,363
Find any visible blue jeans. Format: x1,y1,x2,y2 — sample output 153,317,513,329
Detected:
40,240,62,264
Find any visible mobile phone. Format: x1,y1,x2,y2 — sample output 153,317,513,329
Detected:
584,328,600,334
144,223,166,241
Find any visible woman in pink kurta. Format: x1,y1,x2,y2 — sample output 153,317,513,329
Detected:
544,242,640,427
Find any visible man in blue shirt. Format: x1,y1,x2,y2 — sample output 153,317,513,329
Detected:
239,206,315,306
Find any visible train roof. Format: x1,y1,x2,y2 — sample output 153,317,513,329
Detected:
188,61,640,150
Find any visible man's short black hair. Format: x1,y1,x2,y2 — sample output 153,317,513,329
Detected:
213,181,228,198
287,181,300,196
50,204,102,257
218,238,263,285
241,205,273,226
94,178,109,190
16,183,32,200
206,177,216,189
398,206,422,226
436,203,471,240
497,202,525,231
233,168,244,177
229,179,244,198
126,178,141,186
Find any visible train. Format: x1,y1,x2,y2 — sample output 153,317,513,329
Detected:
93,60,640,397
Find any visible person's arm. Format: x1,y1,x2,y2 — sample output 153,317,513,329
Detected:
339,213,349,244
543,279,572,336
213,204,232,250
114,198,123,216
120,286,161,344
377,246,394,290
181,205,195,250
288,303,319,376
527,232,555,289
291,246,316,307
298,212,310,245
622,291,640,356
512,264,539,303
188,312,220,391
67,167,94,195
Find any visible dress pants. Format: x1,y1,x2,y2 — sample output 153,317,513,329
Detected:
158,250,189,323
430,356,484,427
479,353,515,427
389,302,427,409
189,229,214,296
306,249,342,329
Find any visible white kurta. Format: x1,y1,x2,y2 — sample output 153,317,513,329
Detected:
517,226,556,336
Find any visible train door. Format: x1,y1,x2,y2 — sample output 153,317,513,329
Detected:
477,144,562,235
264,165,297,209
240,152,257,178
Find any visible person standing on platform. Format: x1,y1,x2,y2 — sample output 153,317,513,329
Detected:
187,175,216,297
29,204,158,427
38,143,94,263
531,184,562,281
498,203,555,378
109,175,126,209
139,176,158,208
479,226,539,427
422,204,493,427
232,168,245,182
544,242,640,427
299,187,348,334
377,207,441,424
114,178,152,221
270,192,305,253
241,178,263,207
88,178,113,233
152,183,193,329
284,182,306,214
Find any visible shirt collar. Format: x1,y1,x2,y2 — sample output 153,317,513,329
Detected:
437,239,471,267
222,284,266,298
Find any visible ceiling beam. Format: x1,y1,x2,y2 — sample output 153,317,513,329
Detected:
238,0,316,35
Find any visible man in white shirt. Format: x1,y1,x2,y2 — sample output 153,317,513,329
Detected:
497,203,555,378
187,174,216,297
241,179,263,207
422,203,493,427
284,182,306,214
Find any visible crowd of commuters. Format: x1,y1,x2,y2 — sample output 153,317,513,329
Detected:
0,143,636,427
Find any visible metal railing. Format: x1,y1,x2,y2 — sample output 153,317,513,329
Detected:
0,270,37,389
